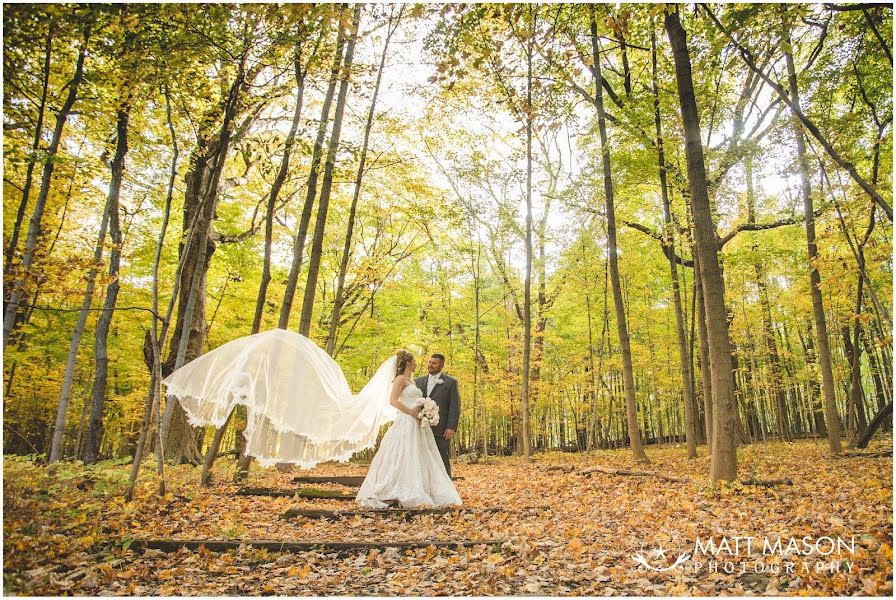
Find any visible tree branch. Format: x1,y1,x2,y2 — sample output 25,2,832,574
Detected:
703,3,893,221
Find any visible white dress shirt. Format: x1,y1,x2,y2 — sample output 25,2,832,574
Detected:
426,371,443,396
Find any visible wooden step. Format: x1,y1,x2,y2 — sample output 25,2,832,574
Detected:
126,538,505,555
283,507,466,520
282,505,551,520
291,475,465,486
291,476,366,486
237,487,356,500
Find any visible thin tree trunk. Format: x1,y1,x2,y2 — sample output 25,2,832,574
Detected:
652,22,696,458
693,250,714,451
5,26,53,278
48,191,113,462
279,10,347,330
781,21,842,454
84,106,129,464
862,328,887,413
327,7,399,354
4,33,88,348
801,318,828,436
299,4,362,337
665,9,737,481
745,155,792,442
519,6,536,460
126,86,178,500
253,42,308,334
591,5,648,463
585,253,598,449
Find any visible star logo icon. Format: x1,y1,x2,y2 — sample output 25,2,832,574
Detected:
632,542,692,572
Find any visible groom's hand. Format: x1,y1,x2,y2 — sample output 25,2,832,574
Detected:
443,428,455,440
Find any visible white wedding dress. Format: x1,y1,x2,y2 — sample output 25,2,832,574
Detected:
355,382,462,509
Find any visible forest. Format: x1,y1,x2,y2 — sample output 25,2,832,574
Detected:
2,3,893,595
2,2,892,484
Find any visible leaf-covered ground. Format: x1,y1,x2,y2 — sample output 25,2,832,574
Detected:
3,436,892,596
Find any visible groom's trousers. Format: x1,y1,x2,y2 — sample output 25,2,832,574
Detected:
432,431,452,478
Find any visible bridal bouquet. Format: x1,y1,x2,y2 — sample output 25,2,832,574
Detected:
416,397,440,428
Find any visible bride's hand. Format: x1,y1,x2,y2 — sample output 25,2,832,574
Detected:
411,407,423,420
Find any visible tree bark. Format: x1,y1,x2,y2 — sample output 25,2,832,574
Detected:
279,8,347,330
5,25,53,278
519,5,536,459
84,106,129,464
161,48,252,465
592,5,648,462
4,31,88,348
327,7,399,354
252,44,307,334
692,250,714,451
48,186,113,462
781,19,842,454
299,4,362,337
652,21,696,458
126,85,178,501
665,9,737,481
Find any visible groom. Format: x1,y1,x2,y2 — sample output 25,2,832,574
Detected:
416,353,460,478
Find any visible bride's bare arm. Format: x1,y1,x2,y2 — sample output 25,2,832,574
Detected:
390,377,421,418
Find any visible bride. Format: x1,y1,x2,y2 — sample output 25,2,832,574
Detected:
161,328,461,509
355,350,461,509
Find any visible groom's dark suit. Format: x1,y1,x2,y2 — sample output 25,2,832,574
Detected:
415,373,460,477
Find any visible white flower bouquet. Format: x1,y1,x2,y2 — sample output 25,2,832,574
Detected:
416,397,440,427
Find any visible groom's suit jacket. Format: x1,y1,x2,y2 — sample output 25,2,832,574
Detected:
415,373,460,434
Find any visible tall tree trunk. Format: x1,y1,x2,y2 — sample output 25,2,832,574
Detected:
691,251,713,451
800,318,828,436
519,6,536,460
665,9,737,481
223,31,318,485
279,8,347,330
585,247,598,450
48,189,113,462
84,106,129,464
252,45,308,334
299,4,362,337
471,236,487,457
5,26,53,278
126,86,178,501
327,7,399,354
842,324,868,441
161,50,251,465
781,21,842,454
529,139,557,420
591,5,648,462
652,22,696,458
4,32,88,348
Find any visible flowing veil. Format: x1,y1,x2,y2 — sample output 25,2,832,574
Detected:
162,329,399,468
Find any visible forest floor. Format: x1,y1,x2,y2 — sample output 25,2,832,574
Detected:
2,435,892,596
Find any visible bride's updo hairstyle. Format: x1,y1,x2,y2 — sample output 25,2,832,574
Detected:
394,350,414,379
